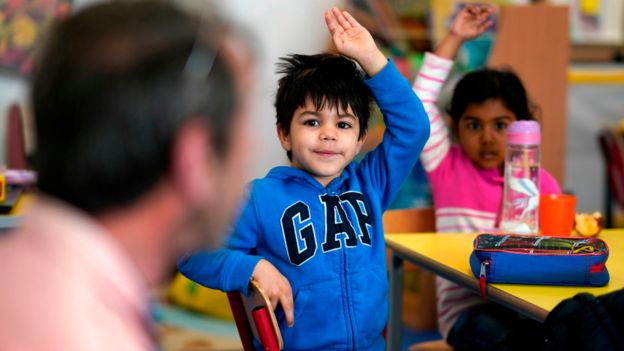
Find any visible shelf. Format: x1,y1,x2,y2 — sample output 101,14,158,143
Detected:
569,63,624,84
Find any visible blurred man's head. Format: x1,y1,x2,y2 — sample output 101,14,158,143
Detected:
31,0,253,283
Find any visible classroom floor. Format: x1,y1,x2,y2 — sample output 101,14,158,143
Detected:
155,301,443,351
155,301,242,351
402,327,443,350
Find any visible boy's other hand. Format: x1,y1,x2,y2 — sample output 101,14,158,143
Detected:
450,3,496,41
252,259,294,327
324,7,386,77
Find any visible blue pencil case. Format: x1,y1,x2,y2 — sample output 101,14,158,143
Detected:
470,234,610,299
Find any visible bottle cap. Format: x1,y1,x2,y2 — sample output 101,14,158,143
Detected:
507,120,540,145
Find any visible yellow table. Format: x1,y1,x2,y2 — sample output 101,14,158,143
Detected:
0,192,30,229
9,192,30,215
385,230,624,351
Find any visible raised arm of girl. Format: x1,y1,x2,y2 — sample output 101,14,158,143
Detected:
415,4,495,172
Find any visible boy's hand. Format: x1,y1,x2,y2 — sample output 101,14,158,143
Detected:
324,7,387,77
435,4,496,60
252,259,294,327
450,4,496,41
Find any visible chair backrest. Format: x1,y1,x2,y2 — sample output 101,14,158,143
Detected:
598,128,624,209
227,280,283,351
383,207,436,233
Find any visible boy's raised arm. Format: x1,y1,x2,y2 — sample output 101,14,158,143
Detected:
324,7,386,77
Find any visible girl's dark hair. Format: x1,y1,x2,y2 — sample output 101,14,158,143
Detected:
447,68,536,123
274,53,373,159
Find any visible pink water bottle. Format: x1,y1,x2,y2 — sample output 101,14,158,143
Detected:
500,121,541,234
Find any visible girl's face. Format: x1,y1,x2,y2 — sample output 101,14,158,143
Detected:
456,99,517,170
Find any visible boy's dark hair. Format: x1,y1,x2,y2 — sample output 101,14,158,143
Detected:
274,53,373,160
32,1,238,214
447,68,535,124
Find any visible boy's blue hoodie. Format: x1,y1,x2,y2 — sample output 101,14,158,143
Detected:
178,60,429,350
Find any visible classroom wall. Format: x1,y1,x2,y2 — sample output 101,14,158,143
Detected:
565,82,624,213
0,0,341,182
0,0,97,164
0,0,621,214
217,0,343,180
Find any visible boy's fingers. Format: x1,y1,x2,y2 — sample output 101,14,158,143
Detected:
269,296,279,310
325,13,337,34
342,11,361,28
280,293,295,327
332,7,351,29
325,10,345,37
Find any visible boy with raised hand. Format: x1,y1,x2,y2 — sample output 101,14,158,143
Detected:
178,7,429,350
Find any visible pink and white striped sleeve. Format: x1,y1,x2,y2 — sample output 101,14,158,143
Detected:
413,53,454,172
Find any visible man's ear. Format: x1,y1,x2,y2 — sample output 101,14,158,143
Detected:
276,124,291,152
170,119,218,206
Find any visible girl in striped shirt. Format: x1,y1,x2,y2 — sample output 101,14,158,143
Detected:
413,4,561,349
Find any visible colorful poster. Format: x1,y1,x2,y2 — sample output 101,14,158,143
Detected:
0,0,71,76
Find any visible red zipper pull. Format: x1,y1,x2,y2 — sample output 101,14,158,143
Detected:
479,260,490,301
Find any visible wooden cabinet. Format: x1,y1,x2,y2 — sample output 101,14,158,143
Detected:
488,4,570,184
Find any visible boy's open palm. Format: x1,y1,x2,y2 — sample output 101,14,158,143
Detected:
324,7,386,76
451,4,496,41
252,259,294,327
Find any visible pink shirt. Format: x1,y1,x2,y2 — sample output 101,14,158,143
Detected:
414,53,561,338
0,197,153,350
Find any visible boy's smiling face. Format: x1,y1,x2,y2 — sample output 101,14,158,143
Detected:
456,98,517,170
278,98,366,187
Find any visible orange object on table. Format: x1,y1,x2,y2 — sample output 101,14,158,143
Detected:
539,194,576,236
0,173,5,203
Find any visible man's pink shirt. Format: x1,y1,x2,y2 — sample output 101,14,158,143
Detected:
0,197,153,350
